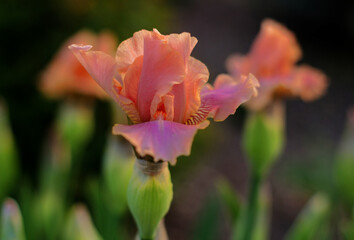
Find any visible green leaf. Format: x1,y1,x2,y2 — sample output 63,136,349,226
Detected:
192,193,221,240
216,178,241,222
0,101,19,200
285,193,330,240
334,109,354,204
232,184,270,240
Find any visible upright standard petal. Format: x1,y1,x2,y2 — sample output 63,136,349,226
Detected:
137,37,185,122
115,30,162,75
69,44,118,99
166,32,198,65
112,120,207,164
171,57,209,123
186,74,259,125
249,19,302,77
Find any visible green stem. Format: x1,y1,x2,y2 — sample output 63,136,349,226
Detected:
243,171,261,240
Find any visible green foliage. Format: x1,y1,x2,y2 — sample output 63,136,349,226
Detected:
216,178,241,222
192,193,221,240
341,207,354,240
1,198,26,240
334,111,354,205
285,193,330,240
242,104,284,176
0,102,19,200
86,179,128,240
232,182,270,240
127,160,173,239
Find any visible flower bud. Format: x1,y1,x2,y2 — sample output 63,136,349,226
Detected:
56,101,94,160
35,191,64,239
103,136,134,215
1,198,26,240
64,204,102,240
243,101,285,175
127,159,173,240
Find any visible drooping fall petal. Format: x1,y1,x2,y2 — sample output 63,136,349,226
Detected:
290,65,328,101
137,37,185,122
186,74,259,125
112,120,209,164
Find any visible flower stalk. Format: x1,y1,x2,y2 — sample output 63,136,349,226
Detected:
241,171,262,240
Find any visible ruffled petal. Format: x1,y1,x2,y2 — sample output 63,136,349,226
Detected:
249,19,302,77
290,65,328,101
226,54,250,78
137,37,185,122
115,30,162,75
69,44,118,99
171,57,209,123
40,30,108,98
112,120,208,164
186,74,259,124
166,32,198,65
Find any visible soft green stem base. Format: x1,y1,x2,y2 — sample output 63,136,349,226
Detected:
242,171,261,240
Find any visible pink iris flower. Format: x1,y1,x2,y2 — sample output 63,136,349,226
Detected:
227,19,328,110
40,30,117,98
69,29,259,164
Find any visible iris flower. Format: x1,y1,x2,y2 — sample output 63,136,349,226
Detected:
40,30,117,98
70,29,258,164
227,19,327,110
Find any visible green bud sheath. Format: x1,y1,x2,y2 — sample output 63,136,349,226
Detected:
127,159,173,240
243,101,285,176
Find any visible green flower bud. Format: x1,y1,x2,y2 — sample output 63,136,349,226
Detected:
40,132,71,194
56,102,94,160
35,191,64,239
243,101,285,175
1,198,26,240
127,159,173,240
63,204,102,240
103,136,134,216
0,101,19,200
334,108,354,204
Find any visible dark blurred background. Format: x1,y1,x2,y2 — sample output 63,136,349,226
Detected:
1,0,354,239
